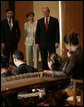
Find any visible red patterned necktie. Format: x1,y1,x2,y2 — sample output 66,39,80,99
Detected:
45,18,48,30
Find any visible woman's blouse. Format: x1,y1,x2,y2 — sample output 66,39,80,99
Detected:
24,21,37,46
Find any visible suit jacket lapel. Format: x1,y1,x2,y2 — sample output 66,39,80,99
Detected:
41,17,53,32
12,19,16,29
47,16,52,31
5,19,10,29
5,19,15,30
5,19,8,25
41,18,46,31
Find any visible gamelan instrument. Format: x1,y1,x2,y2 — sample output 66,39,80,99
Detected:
1,72,70,96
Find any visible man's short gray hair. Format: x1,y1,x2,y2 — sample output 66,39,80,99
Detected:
42,7,50,12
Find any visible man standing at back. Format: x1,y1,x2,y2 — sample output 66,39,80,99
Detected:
35,7,59,70
1,8,21,65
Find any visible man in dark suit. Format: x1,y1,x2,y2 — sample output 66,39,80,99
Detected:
1,8,20,65
35,7,59,70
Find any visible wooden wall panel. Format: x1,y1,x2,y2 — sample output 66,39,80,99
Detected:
65,1,83,47
62,1,83,58
1,1,9,21
15,1,33,61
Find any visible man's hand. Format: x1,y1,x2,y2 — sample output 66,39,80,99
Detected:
35,44,40,50
55,43,59,48
1,43,5,49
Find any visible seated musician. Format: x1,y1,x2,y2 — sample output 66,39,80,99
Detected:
12,50,38,75
1,55,20,106
43,31,83,80
12,50,38,95
40,32,83,105
1,51,38,106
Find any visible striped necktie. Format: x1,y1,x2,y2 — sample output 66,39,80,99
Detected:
9,19,12,30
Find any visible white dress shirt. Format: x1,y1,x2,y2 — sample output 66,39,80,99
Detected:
44,16,50,24
7,18,13,29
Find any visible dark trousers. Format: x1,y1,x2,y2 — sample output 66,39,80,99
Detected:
1,94,20,106
3,45,17,65
40,47,56,70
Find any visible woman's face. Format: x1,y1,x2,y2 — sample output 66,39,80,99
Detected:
65,43,72,51
28,15,34,22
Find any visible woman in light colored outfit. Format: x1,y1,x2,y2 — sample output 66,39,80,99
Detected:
24,11,38,68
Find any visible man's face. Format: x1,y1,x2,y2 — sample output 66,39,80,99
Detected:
6,11,13,19
42,8,50,18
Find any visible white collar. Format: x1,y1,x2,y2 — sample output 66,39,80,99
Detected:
44,16,50,24
17,62,25,67
7,18,12,21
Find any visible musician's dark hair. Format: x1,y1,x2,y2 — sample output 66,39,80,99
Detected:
26,11,34,18
1,55,9,68
6,8,13,13
64,31,79,45
48,53,62,71
13,50,24,60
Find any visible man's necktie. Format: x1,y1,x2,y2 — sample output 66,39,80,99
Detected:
45,18,48,31
9,19,12,30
